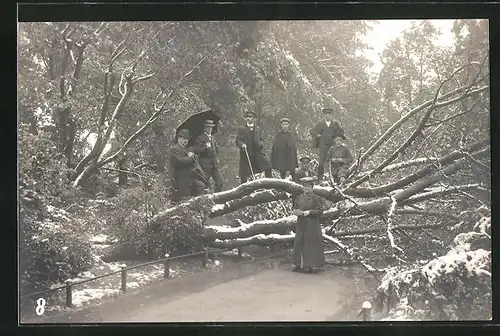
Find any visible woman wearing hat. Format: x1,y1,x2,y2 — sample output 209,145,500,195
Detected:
291,176,326,273
271,117,298,181
310,107,346,182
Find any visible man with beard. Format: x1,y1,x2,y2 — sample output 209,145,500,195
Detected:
235,111,272,183
271,117,298,181
169,129,206,203
193,119,223,192
310,107,346,182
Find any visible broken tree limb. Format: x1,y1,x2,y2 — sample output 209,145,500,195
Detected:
210,178,304,203
345,139,489,198
394,147,490,203
323,233,385,275
203,216,297,241
401,184,486,205
347,84,489,177
209,190,290,218
209,233,295,249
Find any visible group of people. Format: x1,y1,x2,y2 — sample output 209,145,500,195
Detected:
168,107,354,273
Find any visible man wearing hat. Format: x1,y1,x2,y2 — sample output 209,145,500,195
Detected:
295,156,314,182
235,111,272,183
169,129,206,203
271,117,298,181
193,119,223,192
310,107,346,182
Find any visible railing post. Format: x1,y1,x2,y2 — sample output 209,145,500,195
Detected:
121,264,127,292
202,248,208,268
361,301,372,321
237,247,243,258
65,280,72,308
164,253,170,278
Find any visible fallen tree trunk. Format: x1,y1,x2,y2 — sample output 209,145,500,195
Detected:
210,190,290,218
208,232,295,249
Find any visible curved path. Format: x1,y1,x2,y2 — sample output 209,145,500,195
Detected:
28,258,377,323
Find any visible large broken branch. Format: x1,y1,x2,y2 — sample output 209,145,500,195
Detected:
345,139,489,198
348,85,489,188
347,84,488,178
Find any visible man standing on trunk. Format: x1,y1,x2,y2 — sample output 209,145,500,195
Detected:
235,111,272,184
193,119,223,192
310,107,346,182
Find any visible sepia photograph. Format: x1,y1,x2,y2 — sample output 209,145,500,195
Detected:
18,18,491,323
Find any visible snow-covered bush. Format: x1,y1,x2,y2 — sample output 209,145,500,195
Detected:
374,215,492,320
141,195,216,258
19,188,93,296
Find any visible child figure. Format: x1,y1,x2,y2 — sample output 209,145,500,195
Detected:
325,135,353,184
294,156,314,182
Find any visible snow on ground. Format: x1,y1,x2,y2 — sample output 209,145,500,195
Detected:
42,241,227,314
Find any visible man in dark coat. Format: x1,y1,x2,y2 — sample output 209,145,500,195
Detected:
169,129,206,203
310,107,346,182
294,156,314,182
193,119,223,192
271,117,298,180
235,111,272,183
325,135,354,184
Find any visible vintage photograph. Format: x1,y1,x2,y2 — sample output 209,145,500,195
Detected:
18,19,491,323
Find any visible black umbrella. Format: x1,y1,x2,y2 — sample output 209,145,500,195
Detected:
176,108,221,147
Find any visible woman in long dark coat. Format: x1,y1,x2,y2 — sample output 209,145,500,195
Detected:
271,118,298,180
291,176,326,273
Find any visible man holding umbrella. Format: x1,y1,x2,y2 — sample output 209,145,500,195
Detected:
169,129,206,203
235,111,272,184
310,107,346,182
193,119,223,192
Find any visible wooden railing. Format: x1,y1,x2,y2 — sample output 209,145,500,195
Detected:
21,248,214,308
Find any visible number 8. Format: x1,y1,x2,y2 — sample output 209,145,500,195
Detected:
35,298,46,316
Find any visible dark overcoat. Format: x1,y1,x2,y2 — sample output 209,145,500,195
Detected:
235,125,272,177
292,189,326,269
325,143,353,177
310,120,346,164
169,143,195,198
271,130,298,172
193,132,219,172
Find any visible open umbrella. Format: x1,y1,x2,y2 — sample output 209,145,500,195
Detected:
176,108,221,147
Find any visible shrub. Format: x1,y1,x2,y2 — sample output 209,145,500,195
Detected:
19,188,94,297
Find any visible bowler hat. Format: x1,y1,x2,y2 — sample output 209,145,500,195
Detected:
322,108,334,114
204,119,216,127
300,176,317,183
177,129,190,139
299,156,311,163
244,111,257,118
280,117,290,123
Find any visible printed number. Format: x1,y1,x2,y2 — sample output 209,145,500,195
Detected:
35,298,46,316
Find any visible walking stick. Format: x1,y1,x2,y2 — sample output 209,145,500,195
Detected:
243,146,256,180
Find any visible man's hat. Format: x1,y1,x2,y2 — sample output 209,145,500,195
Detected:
204,119,216,127
280,117,290,123
299,156,311,163
244,111,257,118
322,108,334,114
300,176,317,183
177,129,190,139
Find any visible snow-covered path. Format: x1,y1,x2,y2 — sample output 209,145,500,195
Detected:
28,259,377,323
